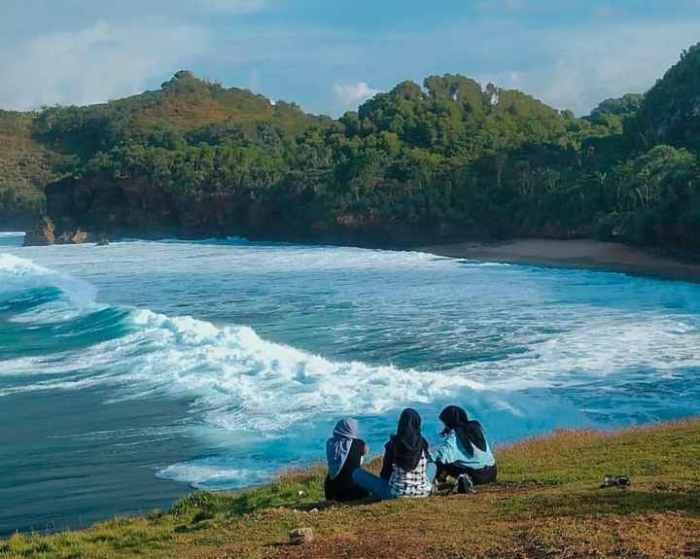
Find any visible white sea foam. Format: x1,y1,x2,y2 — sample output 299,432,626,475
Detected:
0,306,487,430
156,462,271,488
135,308,700,431
3,296,700,434
0,254,512,433
0,253,97,309
3,251,700,432
3,245,700,490
0,253,50,276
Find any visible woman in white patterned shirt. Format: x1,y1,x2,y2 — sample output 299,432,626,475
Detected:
352,408,432,499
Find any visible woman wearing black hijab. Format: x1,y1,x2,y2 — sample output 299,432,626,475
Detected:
352,408,432,499
433,405,497,491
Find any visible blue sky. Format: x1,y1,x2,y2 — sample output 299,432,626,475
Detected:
2,0,700,116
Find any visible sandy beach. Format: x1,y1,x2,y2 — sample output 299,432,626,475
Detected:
422,238,700,284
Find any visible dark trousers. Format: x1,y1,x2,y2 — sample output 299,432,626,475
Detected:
324,474,370,502
435,462,497,486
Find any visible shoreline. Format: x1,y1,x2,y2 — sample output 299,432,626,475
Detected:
14,227,700,284
420,238,700,284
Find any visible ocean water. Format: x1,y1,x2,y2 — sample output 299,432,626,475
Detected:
1,232,700,534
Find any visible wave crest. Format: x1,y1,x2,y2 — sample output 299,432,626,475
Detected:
0,253,485,432
0,253,97,309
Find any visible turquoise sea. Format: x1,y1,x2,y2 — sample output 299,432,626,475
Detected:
1,232,699,534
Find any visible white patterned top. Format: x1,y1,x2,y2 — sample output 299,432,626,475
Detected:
388,452,432,498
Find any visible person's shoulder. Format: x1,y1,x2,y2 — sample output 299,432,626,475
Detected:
439,430,458,449
437,430,456,442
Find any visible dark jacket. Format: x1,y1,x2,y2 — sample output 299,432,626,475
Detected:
324,438,369,501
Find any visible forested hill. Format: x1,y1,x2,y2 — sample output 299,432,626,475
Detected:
4,46,700,251
1,71,322,231
0,111,59,228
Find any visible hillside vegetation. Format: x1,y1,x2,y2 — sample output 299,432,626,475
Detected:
2,419,699,558
4,46,700,252
0,111,59,226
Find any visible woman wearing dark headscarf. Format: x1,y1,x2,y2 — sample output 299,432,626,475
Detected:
433,405,496,492
352,408,432,499
324,418,370,501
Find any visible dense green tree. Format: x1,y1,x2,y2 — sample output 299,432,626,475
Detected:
4,45,700,252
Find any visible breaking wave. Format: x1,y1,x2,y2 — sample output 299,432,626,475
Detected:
2,249,700,488
0,254,487,432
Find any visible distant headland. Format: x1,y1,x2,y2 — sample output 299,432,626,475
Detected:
3,47,700,265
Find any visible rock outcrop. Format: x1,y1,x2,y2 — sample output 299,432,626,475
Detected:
289,527,314,545
23,215,93,246
23,216,55,246
61,229,90,244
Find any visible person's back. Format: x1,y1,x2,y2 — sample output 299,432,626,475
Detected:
433,405,497,488
324,418,369,502
325,437,368,501
382,437,432,498
352,408,432,500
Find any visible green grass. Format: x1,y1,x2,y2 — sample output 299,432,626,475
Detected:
2,419,699,559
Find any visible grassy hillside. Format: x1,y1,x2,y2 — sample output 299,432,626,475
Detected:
30,71,322,168
134,72,319,136
0,72,322,227
3,419,699,558
0,111,58,223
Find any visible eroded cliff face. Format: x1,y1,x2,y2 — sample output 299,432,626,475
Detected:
23,216,55,245
40,175,206,242
27,174,301,245
25,174,481,247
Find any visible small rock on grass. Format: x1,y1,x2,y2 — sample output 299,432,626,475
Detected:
289,527,314,545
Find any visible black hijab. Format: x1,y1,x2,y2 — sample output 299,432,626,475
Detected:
390,408,429,471
439,405,487,457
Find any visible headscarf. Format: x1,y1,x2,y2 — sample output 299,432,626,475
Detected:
326,418,360,479
439,405,487,458
390,408,429,471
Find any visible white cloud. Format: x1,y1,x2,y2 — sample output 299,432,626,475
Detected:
476,21,700,114
0,20,209,110
333,81,380,109
0,3,699,117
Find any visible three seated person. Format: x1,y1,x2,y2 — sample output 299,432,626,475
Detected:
324,405,496,501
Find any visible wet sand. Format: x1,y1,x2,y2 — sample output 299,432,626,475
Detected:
422,239,700,284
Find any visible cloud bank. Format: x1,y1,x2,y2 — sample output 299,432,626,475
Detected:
476,21,700,114
0,21,208,110
1,1,699,115
333,82,381,110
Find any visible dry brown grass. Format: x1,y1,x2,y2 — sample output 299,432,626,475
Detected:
2,419,699,559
